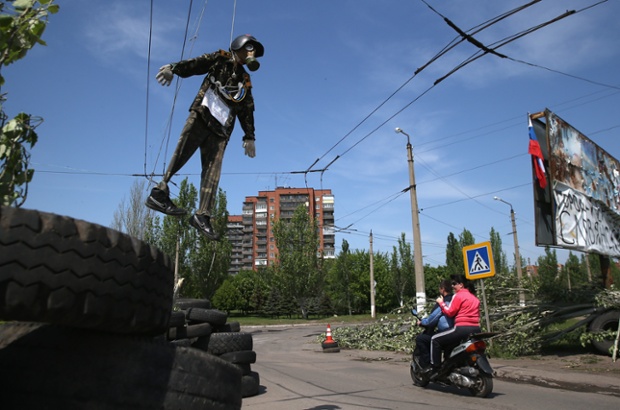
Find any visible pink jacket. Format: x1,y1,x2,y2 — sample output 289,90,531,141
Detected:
439,288,480,327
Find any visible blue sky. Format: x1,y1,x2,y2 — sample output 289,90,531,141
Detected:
4,0,620,267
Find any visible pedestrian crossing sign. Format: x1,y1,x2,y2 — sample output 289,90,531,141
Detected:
462,241,496,280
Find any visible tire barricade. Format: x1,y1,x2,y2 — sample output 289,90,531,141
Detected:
169,298,261,398
0,207,247,408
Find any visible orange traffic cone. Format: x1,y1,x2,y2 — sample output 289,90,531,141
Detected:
322,323,340,353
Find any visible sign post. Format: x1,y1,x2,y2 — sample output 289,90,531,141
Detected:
462,242,496,332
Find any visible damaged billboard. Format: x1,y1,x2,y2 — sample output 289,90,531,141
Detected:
530,109,620,258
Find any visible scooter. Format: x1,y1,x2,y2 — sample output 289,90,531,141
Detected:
410,309,497,398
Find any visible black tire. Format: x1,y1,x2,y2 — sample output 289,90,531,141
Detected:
169,310,187,328
0,206,174,336
208,332,253,355
410,361,429,387
0,322,242,409
191,334,212,351
186,307,228,325
175,298,211,310
469,374,493,398
169,323,212,340
215,321,241,333
236,363,252,375
241,371,260,398
589,309,620,355
219,350,257,364
169,338,193,347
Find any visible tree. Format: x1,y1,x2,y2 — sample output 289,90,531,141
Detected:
445,232,461,275
423,265,449,302
233,269,268,314
111,179,153,239
1,0,58,206
445,228,475,277
212,278,242,313
371,250,396,312
459,228,475,249
186,188,232,300
562,252,580,292
389,233,414,307
272,204,323,319
326,240,367,315
489,227,507,274
144,179,231,300
535,246,559,301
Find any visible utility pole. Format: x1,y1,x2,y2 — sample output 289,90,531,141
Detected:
369,230,376,318
494,196,525,306
395,128,426,312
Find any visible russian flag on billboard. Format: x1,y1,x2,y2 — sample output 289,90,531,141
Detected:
528,116,547,189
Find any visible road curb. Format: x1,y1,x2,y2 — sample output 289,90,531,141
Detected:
494,363,620,397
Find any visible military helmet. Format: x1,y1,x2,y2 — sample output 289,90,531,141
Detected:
230,34,264,57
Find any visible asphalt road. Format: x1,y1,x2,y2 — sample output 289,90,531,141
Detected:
242,324,618,410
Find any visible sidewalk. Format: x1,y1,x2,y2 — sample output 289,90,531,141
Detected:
492,355,620,397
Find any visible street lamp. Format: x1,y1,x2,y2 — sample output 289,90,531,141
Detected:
395,127,426,312
494,196,525,306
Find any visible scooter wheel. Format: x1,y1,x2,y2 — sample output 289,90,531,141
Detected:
410,361,429,387
469,374,493,398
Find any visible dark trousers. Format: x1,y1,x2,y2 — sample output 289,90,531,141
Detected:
415,332,433,368
430,326,480,367
159,111,230,215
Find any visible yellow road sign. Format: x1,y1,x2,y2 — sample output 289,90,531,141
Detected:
462,241,496,280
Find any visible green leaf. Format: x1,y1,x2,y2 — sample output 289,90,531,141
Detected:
13,0,36,11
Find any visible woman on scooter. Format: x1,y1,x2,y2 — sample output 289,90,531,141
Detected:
429,274,481,377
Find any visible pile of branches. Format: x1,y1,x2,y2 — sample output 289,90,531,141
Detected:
321,289,620,357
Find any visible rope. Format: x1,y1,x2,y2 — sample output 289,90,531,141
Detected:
143,0,154,178
229,0,237,47
144,0,197,191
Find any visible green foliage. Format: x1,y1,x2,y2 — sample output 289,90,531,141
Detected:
0,1,59,78
326,240,368,315
0,112,39,206
211,279,242,313
489,227,507,274
535,246,561,302
145,180,231,300
445,232,461,275
272,204,324,318
579,330,616,353
489,308,544,356
325,311,419,353
0,0,58,206
423,265,448,300
389,233,415,306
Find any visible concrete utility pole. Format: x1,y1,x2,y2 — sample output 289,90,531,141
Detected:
494,196,525,306
369,230,376,319
395,128,426,312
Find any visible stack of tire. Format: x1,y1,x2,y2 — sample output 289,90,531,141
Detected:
167,298,260,398
0,207,243,409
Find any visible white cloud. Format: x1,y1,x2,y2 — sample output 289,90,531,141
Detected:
83,3,183,63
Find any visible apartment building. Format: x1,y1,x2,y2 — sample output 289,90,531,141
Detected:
227,187,335,274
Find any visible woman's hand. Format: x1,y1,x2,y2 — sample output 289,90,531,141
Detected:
436,296,443,304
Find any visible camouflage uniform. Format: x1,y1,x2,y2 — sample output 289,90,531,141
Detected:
157,50,256,216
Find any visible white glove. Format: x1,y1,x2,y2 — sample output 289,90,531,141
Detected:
156,64,174,86
243,139,256,158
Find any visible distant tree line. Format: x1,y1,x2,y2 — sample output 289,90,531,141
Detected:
113,179,620,319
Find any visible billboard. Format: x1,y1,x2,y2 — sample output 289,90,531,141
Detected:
530,109,620,257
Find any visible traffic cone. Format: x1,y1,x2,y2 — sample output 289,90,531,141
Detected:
322,323,340,353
